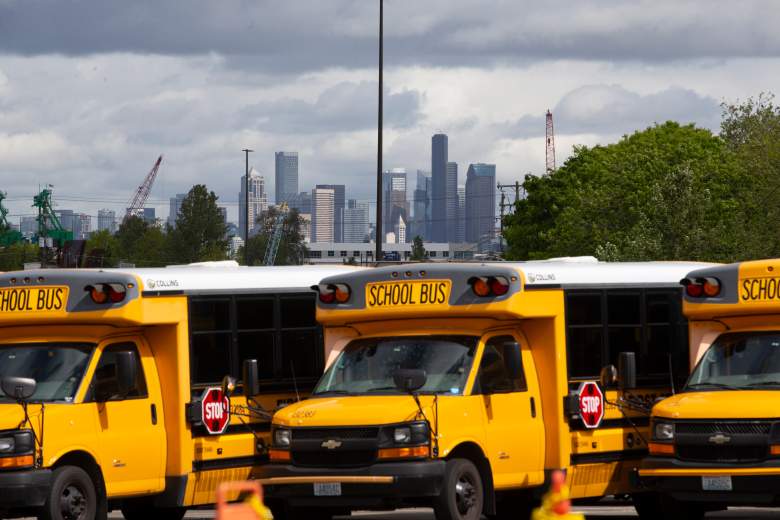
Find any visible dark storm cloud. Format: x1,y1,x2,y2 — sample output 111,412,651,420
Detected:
0,0,778,72
242,82,421,133
507,85,721,138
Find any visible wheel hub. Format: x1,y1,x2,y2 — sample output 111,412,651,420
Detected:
455,475,477,514
60,484,87,520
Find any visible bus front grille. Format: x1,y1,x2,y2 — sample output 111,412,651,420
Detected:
676,445,768,463
292,449,377,467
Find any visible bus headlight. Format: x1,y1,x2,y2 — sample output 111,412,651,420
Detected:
0,437,14,453
393,427,411,444
653,421,675,441
274,428,291,447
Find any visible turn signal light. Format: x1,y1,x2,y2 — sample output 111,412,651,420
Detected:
648,442,675,456
269,449,291,462
469,276,511,297
377,445,430,460
0,454,34,469
86,283,126,304
702,277,721,297
770,445,780,457
681,278,703,298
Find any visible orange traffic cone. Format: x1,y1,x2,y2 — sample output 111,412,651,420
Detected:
216,480,273,520
531,470,584,520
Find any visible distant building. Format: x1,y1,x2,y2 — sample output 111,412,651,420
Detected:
97,209,116,234
168,193,186,228
78,214,92,239
20,217,37,238
446,161,458,243
239,167,269,238
465,163,496,245
275,151,299,204
141,208,156,226
229,236,244,258
304,241,477,264
456,185,466,243
395,215,407,244
311,187,335,243
54,209,92,239
431,134,448,242
316,184,345,242
342,199,369,243
383,168,409,242
411,170,431,241
287,192,312,215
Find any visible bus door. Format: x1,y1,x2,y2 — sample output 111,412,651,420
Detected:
475,333,544,488
88,340,166,496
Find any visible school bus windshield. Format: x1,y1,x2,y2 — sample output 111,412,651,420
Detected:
0,343,94,402
313,335,477,396
686,332,780,390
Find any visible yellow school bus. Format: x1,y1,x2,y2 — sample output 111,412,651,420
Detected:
256,259,714,520
0,262,357,520
641,258,780,518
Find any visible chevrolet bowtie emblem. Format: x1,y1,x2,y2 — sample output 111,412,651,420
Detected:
321,439,343,450
708,434,731,445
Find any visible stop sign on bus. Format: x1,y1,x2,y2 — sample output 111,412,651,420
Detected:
578,381,604,429
201,387,230,435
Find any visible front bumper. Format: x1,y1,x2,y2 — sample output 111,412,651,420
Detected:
0,468,52,508
256,460,446,509
640,456,780,506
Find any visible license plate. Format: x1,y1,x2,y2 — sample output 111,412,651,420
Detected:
313,482,342,496
0,286,68,314
365,280,450,309
702,476,732,491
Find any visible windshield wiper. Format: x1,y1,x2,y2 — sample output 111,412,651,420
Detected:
685,382,740,391
742,381,780,388
311,389,353,396
364,386,398,393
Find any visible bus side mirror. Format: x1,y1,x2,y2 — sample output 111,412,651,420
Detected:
393,369,427,393
599,365,618,389
114,351,138,397
221,375,237,398
1,376,37,401
243,359,259,396
618,352,637,390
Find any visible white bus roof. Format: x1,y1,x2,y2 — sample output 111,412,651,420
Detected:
83,264,361,293
505,260,717,287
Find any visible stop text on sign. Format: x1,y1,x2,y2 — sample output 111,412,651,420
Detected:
200,387,231,435
578,381,604,429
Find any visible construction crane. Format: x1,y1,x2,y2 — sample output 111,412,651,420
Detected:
0,192,23,246
263,203,289,266
125,155,163,221
33,187,72,247
546,109,556,174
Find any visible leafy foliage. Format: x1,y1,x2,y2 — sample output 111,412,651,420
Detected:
83,229,119,267
241,207,308,265
167,185,228,264
0,242,39,271
410,235,427,261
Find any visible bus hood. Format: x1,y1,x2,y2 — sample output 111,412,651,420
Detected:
0,403,26,429
654,390,780,420
274,396,426,428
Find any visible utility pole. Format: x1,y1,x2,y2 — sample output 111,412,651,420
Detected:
499,191,506,254
375,0,384,262
546,110,556,174
242,148,253,266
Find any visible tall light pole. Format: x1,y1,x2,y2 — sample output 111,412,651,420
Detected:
242,148,253,265
375,0,384,262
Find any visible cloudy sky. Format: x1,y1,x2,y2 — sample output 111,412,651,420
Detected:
1,0,779,224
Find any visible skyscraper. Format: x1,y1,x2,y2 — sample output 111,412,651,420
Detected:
275,152,299,204
167,193,186,228
239,167,269,238
465,163,497,244
411,170,430,241
287,192,312,215
311,188,335,243
97,209,116,233
431,134,448,242
343,199,369,243
316,184,345,242
382,168,409,242
456,185,466,243
446,162,458,242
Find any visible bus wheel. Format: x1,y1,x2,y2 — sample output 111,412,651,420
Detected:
120,505,187,520
434,458,484,520
40,466,97,520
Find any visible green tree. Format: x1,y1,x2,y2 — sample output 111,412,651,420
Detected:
114,215,168,267
241,207,308,265
410,235,427,261
83,229,119,267
0,242,39,271
504,121,750,262
167,185,228,264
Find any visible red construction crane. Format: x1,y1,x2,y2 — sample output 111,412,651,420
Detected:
125,155,163,221
545,110,556,174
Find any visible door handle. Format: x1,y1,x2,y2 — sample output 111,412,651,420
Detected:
151,403,158,425
530,397,536,418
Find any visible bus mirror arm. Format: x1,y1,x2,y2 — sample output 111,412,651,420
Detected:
393,369,439,457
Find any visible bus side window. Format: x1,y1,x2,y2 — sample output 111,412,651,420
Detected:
476,336,526,394
88,343,148,402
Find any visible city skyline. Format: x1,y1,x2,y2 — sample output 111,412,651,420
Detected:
2,2,773,224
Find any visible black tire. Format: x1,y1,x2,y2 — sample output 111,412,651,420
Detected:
39,465,97,520
120,505,187,520
434,458,484,520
